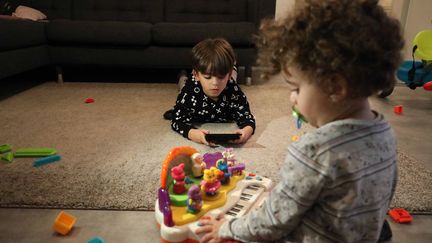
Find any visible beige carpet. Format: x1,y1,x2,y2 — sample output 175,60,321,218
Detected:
0,80,430,213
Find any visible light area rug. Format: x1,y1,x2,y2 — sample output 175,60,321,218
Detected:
0,80,430,213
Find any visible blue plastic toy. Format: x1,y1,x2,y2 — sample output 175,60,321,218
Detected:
397,60,432,90
33,155,61,167
383,30,432,97
88,236,104,243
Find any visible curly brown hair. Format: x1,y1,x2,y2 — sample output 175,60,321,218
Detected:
256,0,404,97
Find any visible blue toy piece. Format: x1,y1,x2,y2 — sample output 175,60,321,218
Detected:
88,236,104,243
33,155,61,167
381,30,432,97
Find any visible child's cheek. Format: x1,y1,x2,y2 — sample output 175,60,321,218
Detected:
290,91,297,105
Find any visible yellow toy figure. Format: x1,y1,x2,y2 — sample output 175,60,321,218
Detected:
191,153,206,177
200,167,221,196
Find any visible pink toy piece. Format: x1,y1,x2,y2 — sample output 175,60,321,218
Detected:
171,163,187,194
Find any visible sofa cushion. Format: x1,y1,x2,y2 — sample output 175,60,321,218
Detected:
72,0,163,23
46,19,152,46
165,0,248,23
0,19,46,50
152,22,256,47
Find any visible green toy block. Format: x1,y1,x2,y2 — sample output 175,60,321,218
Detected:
1,152,14,163
0,144,12,154
14,148,57,157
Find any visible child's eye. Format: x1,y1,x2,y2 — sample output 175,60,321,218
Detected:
291,88,299,93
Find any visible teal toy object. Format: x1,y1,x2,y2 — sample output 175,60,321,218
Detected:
33,155,61,167
388,30,432,97
0,144,12,153
14,148,57,157
88,236,105,243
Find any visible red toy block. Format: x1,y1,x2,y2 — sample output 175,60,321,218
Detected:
84,98,95,103
424,81,432,91
388,208,412,223
393,105,403,114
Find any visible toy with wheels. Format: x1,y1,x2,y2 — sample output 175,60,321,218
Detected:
387,30,432,98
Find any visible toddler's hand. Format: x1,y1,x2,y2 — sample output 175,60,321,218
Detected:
189,129,212,146
195,215,226,243
232,126,253,144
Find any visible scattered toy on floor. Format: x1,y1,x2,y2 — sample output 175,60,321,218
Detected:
0,144,12,153
394,105,403,114
84,98,95,103
33,154,62,167
14,148,57,157
53,211,76,235
1,152,14,163
388,208,413,223
88,236,105,243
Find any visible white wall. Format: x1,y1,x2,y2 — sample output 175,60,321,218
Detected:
397,0,432,59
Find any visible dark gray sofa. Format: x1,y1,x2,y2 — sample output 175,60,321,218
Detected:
0,0,276,83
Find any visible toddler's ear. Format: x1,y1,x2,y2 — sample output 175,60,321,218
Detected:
329,75,348,102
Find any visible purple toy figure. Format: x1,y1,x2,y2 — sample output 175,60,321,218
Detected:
187,185,203,214
171,163,187,194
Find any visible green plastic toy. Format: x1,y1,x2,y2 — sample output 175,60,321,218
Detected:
14,148,57,157
1,152,14,163
0,144,12,154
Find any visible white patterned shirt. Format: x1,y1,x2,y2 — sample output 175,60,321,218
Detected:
171,74,255,138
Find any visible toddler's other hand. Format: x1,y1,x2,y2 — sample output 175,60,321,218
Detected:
195,215,226,243
232,126,253,144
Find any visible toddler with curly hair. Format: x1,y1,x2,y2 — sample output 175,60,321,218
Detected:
196,0,404,242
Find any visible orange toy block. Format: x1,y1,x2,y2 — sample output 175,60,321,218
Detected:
53,211,76,235
388,208,412,223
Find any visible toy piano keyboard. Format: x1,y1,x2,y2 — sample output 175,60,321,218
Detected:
155,146,273,243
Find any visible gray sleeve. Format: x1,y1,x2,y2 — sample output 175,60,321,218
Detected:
219,146,326,241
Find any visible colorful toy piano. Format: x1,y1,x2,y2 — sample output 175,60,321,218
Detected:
155,146,273,243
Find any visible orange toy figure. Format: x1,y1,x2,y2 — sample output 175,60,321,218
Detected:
201,167,221,196
191,152,206,177
171,163,187,194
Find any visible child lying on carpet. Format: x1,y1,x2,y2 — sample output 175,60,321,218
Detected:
196,0,403,242
169,38,256,146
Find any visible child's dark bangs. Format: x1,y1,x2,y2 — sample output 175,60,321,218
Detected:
200,53,232,77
